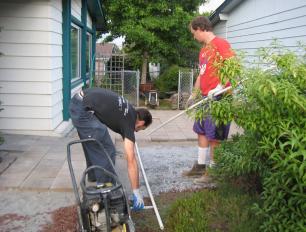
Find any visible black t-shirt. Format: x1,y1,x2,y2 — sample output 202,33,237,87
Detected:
82,88,137,142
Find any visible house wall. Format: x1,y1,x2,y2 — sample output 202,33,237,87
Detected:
213,0,306,64
0,0,93,135
0,0,63,133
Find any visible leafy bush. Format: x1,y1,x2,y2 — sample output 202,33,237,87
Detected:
154,64,179,93
190,44,306,231
213,132,264,193
154,65,191,93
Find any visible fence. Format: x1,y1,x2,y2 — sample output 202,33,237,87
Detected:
95,70,140,107
178,70,194,109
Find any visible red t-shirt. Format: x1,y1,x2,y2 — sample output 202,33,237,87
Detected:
198,37,234,96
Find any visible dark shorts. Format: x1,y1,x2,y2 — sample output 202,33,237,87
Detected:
193,116,230,141
193,95,230,141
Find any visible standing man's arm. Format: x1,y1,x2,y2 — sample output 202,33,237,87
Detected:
186,74,201,108
194,74,201,90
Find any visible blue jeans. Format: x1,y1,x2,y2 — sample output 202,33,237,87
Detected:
69,93,116,183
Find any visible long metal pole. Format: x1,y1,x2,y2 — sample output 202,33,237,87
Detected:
178,70,181,109
137,70,140,107
135,142,164,230
147,85,233,136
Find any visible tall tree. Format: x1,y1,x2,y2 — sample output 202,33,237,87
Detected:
103,0,206,84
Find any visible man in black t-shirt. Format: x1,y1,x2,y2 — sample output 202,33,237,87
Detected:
69,88,152,211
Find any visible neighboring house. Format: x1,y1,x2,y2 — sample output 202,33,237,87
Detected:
149,63,160,80
95,42,120,74
209,0,306,64
0,0,107,135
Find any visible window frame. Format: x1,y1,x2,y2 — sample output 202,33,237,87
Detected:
86,32,92,76
70,23,81,83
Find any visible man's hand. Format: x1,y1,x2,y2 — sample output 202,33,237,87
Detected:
207,84,223,99
132,189,144,211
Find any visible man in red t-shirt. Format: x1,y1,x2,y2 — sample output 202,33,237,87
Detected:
182,16,233,184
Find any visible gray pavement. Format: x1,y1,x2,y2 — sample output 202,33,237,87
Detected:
0,110,197,192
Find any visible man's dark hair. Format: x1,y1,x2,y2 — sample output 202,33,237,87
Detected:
136,108,152,127
190,16,213,32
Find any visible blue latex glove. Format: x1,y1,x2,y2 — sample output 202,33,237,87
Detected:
132,189,144,211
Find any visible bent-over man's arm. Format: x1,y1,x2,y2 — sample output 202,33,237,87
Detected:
123,138,139,190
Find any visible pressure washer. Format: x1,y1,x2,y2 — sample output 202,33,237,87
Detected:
67,138,135,232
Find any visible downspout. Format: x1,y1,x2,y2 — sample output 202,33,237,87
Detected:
90,24,96,87
81,0,87,86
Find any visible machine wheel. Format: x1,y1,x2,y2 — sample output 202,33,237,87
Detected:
79,205,91,232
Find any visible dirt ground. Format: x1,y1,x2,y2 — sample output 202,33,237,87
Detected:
0,141,205,231
0,190,75,232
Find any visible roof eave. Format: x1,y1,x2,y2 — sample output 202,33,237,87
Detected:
209,0,244,26
87,0,108,32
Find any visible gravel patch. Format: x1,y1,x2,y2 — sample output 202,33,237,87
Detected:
136,142,203,196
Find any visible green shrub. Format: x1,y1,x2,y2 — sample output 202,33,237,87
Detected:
190,44,306,231
154,65,190,93
154,64,179,93
213,132,265,193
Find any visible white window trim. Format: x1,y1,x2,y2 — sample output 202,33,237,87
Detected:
71,23,81,82
86,32,92,75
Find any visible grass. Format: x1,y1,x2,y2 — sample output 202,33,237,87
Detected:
132,184,261,232
132,191,196,232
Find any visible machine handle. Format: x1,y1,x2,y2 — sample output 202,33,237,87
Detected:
80,165,122,195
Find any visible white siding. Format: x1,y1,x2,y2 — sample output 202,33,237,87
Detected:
72,0,82,21
87,12,92,29
213,0,306,64
214,21,227,39
0,68,62,82
1,92,62,107
71,0,93,29
0,0,63,133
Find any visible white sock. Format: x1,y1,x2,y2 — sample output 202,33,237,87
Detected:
197,147,209,165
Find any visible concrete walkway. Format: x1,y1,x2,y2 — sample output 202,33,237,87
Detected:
0,110,197,192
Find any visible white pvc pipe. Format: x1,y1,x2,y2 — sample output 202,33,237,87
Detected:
135,142,164,230
147,85,233,136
